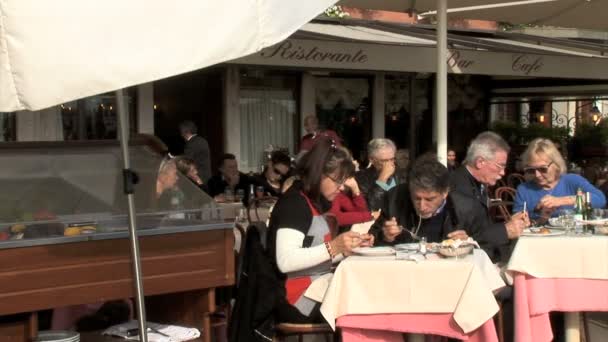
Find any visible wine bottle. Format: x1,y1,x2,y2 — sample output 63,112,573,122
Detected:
573,188,584,224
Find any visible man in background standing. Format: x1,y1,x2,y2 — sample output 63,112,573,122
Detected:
179,121,212,182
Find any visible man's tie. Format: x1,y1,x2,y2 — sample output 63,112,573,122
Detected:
480,184,490,208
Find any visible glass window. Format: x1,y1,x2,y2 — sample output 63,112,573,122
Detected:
61,90,137,140
384,74,430,154
0,112,16,141
315,76,371,162
239,69,299,172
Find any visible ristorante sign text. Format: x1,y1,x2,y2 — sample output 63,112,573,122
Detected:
261,40,368,64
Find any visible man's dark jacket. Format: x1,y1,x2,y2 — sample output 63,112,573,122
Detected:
449,166,510,262
184,135,212,182
355,167,398,211
370,184,494,257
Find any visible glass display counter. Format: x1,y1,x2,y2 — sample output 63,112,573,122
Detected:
0,138,234,342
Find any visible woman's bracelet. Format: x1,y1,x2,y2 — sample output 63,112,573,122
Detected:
325,241,336,259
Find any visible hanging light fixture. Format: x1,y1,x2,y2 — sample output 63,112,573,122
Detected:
539,114,545,123
591,105,601,125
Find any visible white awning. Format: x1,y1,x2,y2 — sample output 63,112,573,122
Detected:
234,20,608,80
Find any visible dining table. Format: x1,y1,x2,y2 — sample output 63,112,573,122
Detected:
507,232,608,342
317,248,505,342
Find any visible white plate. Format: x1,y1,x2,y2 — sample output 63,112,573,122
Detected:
394,243,419,251
352,246,395,256
578,218,608,225
36,331,79,342
522,227,566,237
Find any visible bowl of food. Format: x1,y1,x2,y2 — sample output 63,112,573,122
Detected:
438,239,474,257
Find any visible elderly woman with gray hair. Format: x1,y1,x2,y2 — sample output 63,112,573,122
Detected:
513,138,606,223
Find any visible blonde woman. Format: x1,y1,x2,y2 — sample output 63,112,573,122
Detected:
513,138,606,223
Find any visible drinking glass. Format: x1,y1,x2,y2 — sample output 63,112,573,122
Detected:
235,189,245,203
224,188,234,202
559,208,575,235
256,185,265,198
592,208,608,220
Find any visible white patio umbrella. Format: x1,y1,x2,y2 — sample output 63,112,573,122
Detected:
0,1,336,340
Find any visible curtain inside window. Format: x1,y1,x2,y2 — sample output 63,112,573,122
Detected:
239,88,295,171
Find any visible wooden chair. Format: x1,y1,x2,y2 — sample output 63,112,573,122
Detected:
273,322,334,342
247,196,278,224
493,187,516,221
211,222,249,342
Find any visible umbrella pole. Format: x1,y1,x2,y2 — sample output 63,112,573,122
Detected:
116,89,148,342
435,0,448,166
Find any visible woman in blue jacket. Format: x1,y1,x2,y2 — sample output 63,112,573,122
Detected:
513,138,606,223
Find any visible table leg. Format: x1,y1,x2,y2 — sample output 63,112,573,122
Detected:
565,312,580,342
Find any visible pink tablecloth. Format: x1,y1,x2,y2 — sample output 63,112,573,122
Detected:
513,272,608,342
337,313,498,342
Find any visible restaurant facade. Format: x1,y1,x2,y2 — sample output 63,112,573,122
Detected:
4,19,608,172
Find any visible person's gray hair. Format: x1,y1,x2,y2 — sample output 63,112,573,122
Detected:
464,131,510,165
367,138,396,158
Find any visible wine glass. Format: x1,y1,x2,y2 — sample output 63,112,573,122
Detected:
235,189,245,203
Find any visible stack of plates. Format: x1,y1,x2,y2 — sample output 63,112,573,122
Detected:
35,331,80,342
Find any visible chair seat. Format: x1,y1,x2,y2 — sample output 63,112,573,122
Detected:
275,322,333,335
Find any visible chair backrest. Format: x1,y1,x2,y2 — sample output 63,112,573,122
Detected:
493,186,516,222
495,186,516,202
234,221,268,287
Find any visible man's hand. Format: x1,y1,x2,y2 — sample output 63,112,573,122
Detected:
382,217,402,242
447,230,469,241
377,161,395,183
505,211,530,239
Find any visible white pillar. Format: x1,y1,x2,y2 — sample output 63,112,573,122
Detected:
300,72,316,135
372,72,385,138
136,83,154,134
435,0,448,166
224,65,241,161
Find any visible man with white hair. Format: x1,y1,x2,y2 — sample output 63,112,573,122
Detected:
450,131,529,262
355,138,399,211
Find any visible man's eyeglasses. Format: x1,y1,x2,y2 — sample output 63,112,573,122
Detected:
524,162,553,175
487,159,507,170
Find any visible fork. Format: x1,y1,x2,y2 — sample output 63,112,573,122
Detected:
398,225,420,241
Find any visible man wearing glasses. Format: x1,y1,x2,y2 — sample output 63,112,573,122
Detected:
450,131,529,262
355,138,399,211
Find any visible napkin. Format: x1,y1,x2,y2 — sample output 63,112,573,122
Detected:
103,321,200,341
350,220,374,234
304,273,333,302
